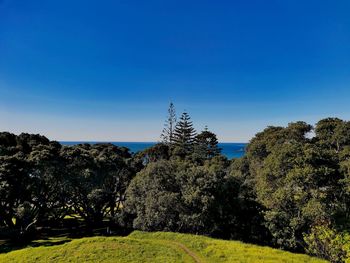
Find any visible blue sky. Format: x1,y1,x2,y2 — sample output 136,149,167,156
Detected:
1,0,350,142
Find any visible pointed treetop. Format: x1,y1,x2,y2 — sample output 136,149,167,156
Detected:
160,102,177,144
173,111,197,151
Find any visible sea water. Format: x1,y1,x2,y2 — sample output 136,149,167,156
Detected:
60,142,247,159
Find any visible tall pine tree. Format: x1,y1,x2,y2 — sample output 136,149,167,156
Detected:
173,111,197,152
160,102,177,145
195,126,221,159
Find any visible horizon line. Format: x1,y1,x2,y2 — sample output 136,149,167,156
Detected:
59,140,249,144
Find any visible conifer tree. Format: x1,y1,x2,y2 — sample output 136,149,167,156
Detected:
173,111,197,152
195,126,221,158
160,102,177,145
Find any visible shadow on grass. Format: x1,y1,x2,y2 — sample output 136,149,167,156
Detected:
0,224,132,254
0,236,73,254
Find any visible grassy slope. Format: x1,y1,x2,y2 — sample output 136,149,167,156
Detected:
0,231,326,263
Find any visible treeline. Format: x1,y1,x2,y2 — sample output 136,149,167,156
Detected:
0,133,138,237
1,105,350,262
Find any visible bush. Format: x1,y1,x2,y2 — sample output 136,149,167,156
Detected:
124,158,236,235
304,223,350,263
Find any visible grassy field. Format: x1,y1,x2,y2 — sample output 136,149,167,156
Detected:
0,231,326,263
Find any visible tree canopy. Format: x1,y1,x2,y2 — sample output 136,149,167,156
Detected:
2,115,350,262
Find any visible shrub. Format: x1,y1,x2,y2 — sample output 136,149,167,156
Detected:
304,222,350,263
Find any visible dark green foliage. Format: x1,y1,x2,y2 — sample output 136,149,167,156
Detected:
227,157,271,244
26,141,68,224
124,158,237,235
2,115,350,261
173,112,197,155
60,143,134,227
0,133,64,237
0,151,29,229
245,119,349,252
315,118,343,146
124,156,268,242
258,143,340,249
246,122,312,163
0,133,136,239
134,143,170,165
124,160,183,232
194,127,221,160
160,102,177,145
304,222,350,263
333,122,350,152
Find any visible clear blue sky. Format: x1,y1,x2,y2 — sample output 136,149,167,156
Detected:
1,0,350,142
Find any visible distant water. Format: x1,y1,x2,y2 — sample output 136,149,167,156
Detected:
60,142,247,159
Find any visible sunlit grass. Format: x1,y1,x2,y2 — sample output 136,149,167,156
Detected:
0,231,327,263
130,231,326,263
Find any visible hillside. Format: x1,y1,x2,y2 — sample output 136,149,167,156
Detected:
0,231,326,263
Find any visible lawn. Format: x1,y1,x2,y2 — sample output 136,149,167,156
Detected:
0,231,327,263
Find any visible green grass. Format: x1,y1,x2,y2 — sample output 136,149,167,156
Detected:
0,231,327,263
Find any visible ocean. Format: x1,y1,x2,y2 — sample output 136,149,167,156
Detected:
60,142,247,159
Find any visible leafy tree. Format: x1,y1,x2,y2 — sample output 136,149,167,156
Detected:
160,102,177,145
339,146,350,229
178,157,231,235
173,112,197,155
253,142,341,249
124,158,238,236
228,157,271,244
0,133,64,237
315,118,344,149
246,126,285,163
26,141,68,225
243,121,349,250
2,115,350,252
304,222,350,263
124,160,183,232
61,143,134,227
285,121,313,141
0,152,29,230
333,121,350,152
134,143,170,165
